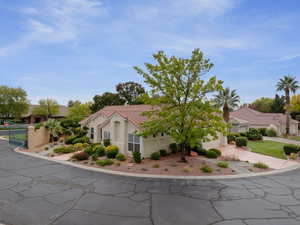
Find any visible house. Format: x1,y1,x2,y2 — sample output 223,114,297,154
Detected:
81,105,225,158
229,107,299,135
22,105,69,124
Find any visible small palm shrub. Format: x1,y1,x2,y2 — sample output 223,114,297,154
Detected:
97,159,114,167
105,145,119,158
159,149,168,157
151,152,161,160
206,150,218,159
54,146,75,154
65,135,77,144
266,128,277,137
133,151,142,163
116,153,126,161
217,161,229,168
235,137,248,147
200,165,213,173
283,144,300,155
169,143,177,153
209,148,221,156
72,152,89,161
253,162,268,169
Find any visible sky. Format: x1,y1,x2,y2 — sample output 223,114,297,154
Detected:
1,0,300,105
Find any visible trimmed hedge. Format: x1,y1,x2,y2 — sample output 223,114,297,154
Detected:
235,137,248,147
206,150,218,159
159,149,168,157
151,152,161,160
116,153,126,161
133,151,142,163
246,128,263,141
283,144,300,155
208,148,221,156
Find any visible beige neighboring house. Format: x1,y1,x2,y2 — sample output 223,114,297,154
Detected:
230,107,299,135
81,105,224,158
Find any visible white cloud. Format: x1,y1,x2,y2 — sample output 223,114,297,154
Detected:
277,54,300,61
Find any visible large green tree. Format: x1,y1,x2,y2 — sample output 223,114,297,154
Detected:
32,99,59,119
249,97,274,113
0,85,29,119
270,94,285,113
134,49,227,162
68,101,91,121
116,81,145,105
276,75,299,135
214,87,240,122
90,92,125,113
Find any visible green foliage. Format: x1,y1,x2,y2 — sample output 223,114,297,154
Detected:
91,153,98,161
105,145,119,158
32,99,59,118
94,145,105,157
0,85,29,119
283,144,300,155
200,165,213,173
72,136,90,144
208,148,221,156
291,94,300,113
116,82,145,104
103,139,111,147
90,92,125,113
271,94,285,113
159,149,168,157
206,150,218,159
266,128,277,137
150,152,161,160
65,135,77,145
290,153,298,160
134,49,227,161
133,151,142,163
116,153,126,161
68,101,91,121
258,128,267,136
227,132,240,143
217,161,229,168
197,148,207,156
246,128,263,141
74,143,84,151
44,119,64,142
84,146,95,156
96,159,114,167
72,151,89,161
249,97,274,113
253,162,269,169
235,137,248,147
53,146,75,154
169,143,178,153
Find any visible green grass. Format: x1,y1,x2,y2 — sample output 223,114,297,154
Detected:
248,140,287,159
289,136,300,142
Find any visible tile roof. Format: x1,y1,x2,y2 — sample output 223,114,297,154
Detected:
230,107,298,126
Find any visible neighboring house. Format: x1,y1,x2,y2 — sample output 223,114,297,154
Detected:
81,105,224,158
22,105,69,124
229,107,299,135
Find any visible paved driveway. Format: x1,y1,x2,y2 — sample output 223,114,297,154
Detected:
1,140,300,225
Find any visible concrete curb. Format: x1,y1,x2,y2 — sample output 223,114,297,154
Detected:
14,148,300,180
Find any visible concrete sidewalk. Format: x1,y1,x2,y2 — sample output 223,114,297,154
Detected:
264,136,300,145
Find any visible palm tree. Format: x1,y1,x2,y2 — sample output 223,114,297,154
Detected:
214,87,240,123
45,119,63,142
276,75,299,136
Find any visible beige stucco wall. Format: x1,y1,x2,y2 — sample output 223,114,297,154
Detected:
27,126,50,149
143,134,174,158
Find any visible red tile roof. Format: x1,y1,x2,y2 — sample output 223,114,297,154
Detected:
230,107,298,126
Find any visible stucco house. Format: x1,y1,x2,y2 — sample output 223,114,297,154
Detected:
229,107,299,135
81,105,224,158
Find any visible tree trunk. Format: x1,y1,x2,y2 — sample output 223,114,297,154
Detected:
223,103,230,123
180,143,187,163
285,89,290,136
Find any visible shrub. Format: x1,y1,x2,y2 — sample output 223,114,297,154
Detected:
258,128,267,136
183,167,192,173
133,151,142,163
53,146,75,154
290,153,298,160
151,152,161,160
283,144,300,155
246,128,263,141
227,132,240,143
197,148,207,156
105,145,119,158
235,137,248,147
91,153,98,161
206,150,218,159
201,165,213,173
116,153,126,161
253,162,268,169
72,151,89,161
239,132,247,137
209,148,221,156
74,143,84,151
72,136,90,144
159,149,168,157
65,135,77,144
217,161,229,168
96,159,114,167
266,128,277,137
152,164,160,168
94,145,105,157
84,146,95,156
103,139,111,147
44,146,49,151
169,143,178,153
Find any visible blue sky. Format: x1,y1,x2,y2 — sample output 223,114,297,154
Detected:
1,0,300,105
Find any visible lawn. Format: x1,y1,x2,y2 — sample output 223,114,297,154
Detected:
289,136,300,142
248,140,287,159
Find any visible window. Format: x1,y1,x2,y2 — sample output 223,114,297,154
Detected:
128,134,140,152
114,121,120,141
90,128,94,139
103,131,110,140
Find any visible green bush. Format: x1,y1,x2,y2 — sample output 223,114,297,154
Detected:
105,145,119,159
84,146,95,156
169,143,178,153
206,150,218,159
72,136,90,144
283,144,300,155
72,151,89,161
253,162,268,169
227,132,240,143
97,159,114,167
235,137,248,147
91,153,98,161
159,149,168,157
65,135,77,144
217,161,229,168
246,128,263,141
133,151,142,163
258,128,267,136
53,146,75,154
239,132,247,137
151,152,161,160
200,165,213,173
208,148,221,156
266,128,277,137
103,139,111,147
94,145,105,157
116,153,126,161
197,148,207,156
